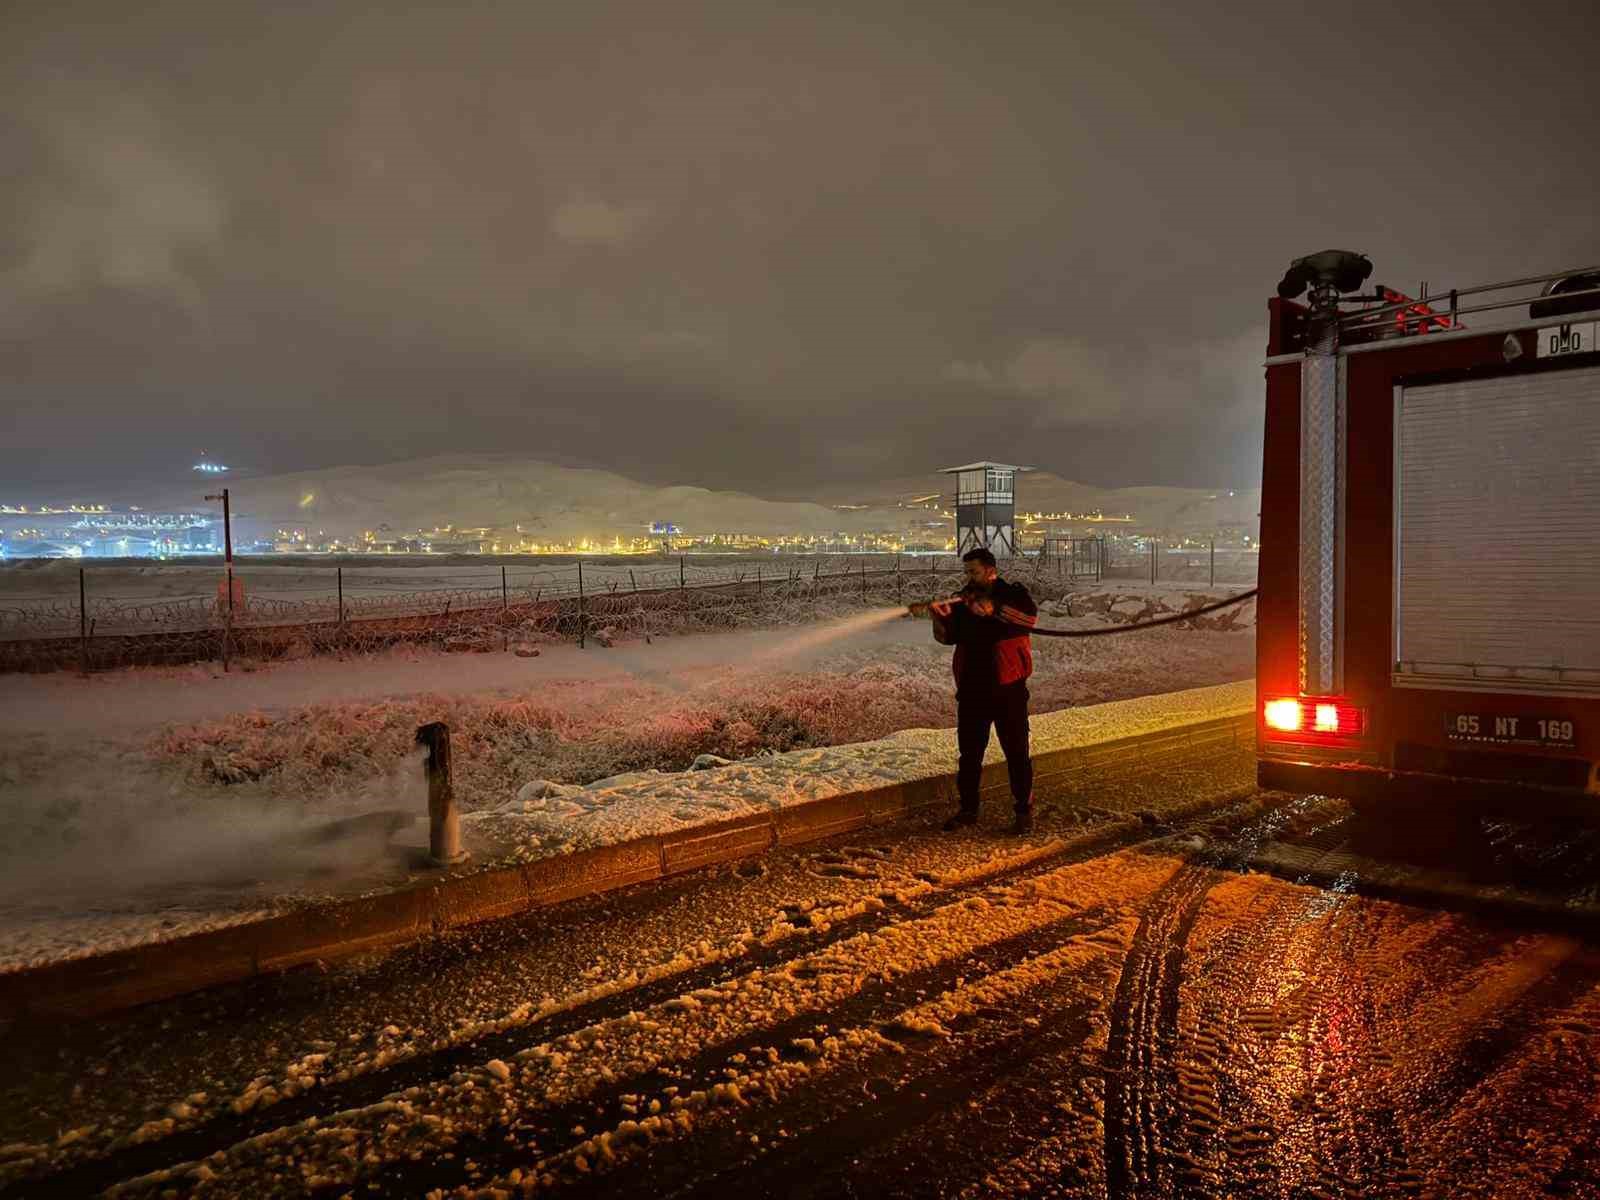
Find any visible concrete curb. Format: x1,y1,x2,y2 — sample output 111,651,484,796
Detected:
0,711,1253,1021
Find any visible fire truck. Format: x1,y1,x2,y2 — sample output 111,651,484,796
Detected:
1256,251,1600,828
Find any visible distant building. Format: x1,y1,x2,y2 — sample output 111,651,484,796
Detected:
938,462,1034,557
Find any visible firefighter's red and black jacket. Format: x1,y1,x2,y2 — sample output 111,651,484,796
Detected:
932,578,1038,693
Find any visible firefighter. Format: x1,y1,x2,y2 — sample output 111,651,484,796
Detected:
929,547,1038,834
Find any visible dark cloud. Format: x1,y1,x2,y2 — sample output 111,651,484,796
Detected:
2,0,1595,499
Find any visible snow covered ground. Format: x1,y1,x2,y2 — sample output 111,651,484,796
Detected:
0,586,1254,969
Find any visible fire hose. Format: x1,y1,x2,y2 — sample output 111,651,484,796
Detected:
907,587,1258,637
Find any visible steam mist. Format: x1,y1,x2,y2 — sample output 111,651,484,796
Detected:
0,738,430,916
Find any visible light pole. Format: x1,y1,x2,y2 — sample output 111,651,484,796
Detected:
205,487,234,672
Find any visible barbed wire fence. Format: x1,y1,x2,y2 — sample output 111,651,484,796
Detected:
0,552,1256,674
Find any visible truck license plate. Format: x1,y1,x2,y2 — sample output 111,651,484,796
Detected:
1446,713,1577,748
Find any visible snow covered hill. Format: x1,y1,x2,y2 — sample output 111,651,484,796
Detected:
123,454,1259,540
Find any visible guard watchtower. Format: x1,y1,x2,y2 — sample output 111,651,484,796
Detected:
939,462,1033,557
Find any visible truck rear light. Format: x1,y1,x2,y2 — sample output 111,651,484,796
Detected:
1262,696,1366,739
1264,698,1302,732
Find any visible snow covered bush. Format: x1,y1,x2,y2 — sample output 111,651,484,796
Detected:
146,591,1252,813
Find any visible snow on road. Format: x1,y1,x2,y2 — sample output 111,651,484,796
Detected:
8,781,1597,1200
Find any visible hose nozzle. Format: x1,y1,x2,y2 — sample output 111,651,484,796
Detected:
906,593,971,618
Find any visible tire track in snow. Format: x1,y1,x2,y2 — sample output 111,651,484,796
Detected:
3,794,1268,1200
210,900,1130,1199
1101,862,1216,1198
1164,871,1327,1199
1101,795,1315,1199
1410,937,1600,1125
1419,976,1600,1198
95,838,1193,1198
549,948,1112,1199
1171,878,1438,1199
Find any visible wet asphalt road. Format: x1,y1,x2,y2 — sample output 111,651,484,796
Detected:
3,746,1599,1199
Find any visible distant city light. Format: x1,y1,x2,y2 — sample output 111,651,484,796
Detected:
194,461,229,474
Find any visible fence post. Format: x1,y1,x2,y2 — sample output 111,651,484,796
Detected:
1210,538,1215,588
860,559,867,603
1097,536,1104,585
578,559,586,649
337,566,346,655
1149,537,1157,586
219,488,233,673
631,568,651,643
755,563,761,610
501,565,509,651
78,567,88,676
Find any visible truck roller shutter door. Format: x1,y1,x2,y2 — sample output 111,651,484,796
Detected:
1394,363,1600,695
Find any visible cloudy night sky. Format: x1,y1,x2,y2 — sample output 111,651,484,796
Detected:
3,0,1596,500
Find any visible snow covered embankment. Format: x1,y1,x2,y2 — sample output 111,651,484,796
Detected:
464,679,1256,863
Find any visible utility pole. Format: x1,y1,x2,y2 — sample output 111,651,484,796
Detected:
205,487,233,672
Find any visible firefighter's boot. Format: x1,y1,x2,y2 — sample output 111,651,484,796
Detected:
942,809,979,832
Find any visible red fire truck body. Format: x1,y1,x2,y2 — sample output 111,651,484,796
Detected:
1257,262,1600,820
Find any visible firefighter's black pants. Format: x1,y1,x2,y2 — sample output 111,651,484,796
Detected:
956,682,1033,814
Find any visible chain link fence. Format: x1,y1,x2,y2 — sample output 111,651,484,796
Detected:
0,554,1147,674
1042,535,1259,587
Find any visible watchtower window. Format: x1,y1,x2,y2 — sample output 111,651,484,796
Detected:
985,469,1013,494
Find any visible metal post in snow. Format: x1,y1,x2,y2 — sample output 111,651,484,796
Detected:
578,559,586,649
501,565,509,651
680,556,686,590
224,489,233,669
337,566,346,654
1150,537,1157,586
205,487,233,672
1210,538,1216,588
416,722,466,866
78,567,88,676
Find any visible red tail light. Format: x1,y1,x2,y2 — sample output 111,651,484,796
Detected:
1262,696,1366,740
